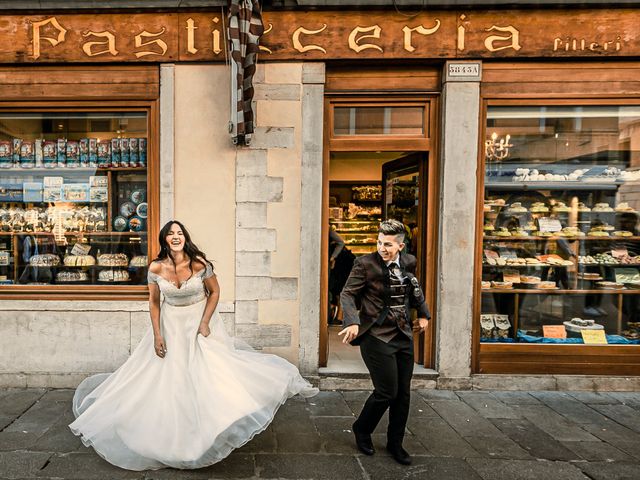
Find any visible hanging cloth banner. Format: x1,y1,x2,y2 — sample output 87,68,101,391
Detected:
228,0,264,146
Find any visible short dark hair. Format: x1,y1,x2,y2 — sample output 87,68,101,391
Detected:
379,219,406,242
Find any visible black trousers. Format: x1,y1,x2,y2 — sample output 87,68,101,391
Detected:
354,332,414,445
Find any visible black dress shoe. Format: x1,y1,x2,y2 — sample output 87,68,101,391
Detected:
352,423,375,455
386,443,411,465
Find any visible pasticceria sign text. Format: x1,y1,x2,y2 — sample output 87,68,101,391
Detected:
0,10,637,63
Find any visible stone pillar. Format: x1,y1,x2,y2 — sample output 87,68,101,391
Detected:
159,64,175,226
298,63,325,375
435,61,482,386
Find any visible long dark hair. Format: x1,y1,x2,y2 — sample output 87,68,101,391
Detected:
154,220,213,275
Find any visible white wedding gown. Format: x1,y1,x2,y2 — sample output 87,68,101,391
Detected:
69,265,318,471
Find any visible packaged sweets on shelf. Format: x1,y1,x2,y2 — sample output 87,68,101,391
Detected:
57,138,66,167
34,139,43,167
43,141,57,168
79,138,89,167
66,140,80,167
129,138,139,167
110,138,120,167
0,141,12,168
12,138,21,165
97,140,111,168
20,141,35,168
88,138,98,167
120,138,130,167
139,138,147,167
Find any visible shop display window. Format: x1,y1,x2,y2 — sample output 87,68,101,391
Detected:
481,105,640,345
0,111,149,288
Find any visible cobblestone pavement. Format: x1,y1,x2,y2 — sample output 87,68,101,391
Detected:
1,389,640,479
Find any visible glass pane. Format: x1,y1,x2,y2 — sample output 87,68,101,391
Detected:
0,111,149,287
334,106,425,135
481,105,640,345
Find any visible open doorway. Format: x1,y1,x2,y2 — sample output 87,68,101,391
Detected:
324,151,429,373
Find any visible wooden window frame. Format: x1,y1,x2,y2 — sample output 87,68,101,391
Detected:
473,96,640,376
0,100,159,301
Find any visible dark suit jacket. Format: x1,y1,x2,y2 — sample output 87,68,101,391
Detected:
340,251,431,345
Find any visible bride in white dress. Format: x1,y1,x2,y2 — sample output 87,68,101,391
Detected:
69,220,318,471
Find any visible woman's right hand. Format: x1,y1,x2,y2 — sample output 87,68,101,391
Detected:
154,336,167,358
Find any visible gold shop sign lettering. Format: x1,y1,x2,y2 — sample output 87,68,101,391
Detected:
1,10,638,63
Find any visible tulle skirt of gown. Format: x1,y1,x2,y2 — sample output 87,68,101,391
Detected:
69,299,318,471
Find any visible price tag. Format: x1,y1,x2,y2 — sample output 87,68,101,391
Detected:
538,218,562,232
484,250,499,260
581,330,608,345
0,251,9,266
611,248,628,259
70,242,91,256
543,325,567,339
500,250,518,259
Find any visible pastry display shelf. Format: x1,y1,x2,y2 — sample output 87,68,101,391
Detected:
485,181,621,190
28,264,146,269
0,166,146,173
0,231,146,236
484,236,640,241
483,263,572,268
483,288,640,294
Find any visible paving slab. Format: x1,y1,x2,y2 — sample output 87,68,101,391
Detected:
144,453,256,479
0,390,46,421
359,456,483,480
416,389,460,402
510,405,599,442
0,451,51,480
235,428,276,454
567,392,620,405
255,453,364,480
408,417,478,458
306,391,352,417
462,435,532,460
0,432,41,451
466,458,590,480
589,404,640,434
490,418,579,461
457,391,521,419
529,391,612,425
275,431,323,453
577,461,640,480
31,409,81,453
561,440,635,462
4,398,67,435
581,422,640,461
489,392,541,405
429,399,511,438
606,392,640,409
39,452,142,479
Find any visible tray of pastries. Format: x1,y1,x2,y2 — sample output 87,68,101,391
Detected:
64,255,96,267
490,281,513,290
129,255,148,267
97,253,129,267
29,254,61,267
56,270,89,283
596,281,625,290
98,269,130,283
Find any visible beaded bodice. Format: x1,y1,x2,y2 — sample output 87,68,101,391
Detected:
147,263,214,306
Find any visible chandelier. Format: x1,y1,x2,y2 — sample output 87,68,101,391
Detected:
485,132,512,161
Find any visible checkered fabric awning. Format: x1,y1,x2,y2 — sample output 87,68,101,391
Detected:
228,0,264,146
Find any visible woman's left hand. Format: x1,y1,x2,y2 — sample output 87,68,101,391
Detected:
198,323,211,337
